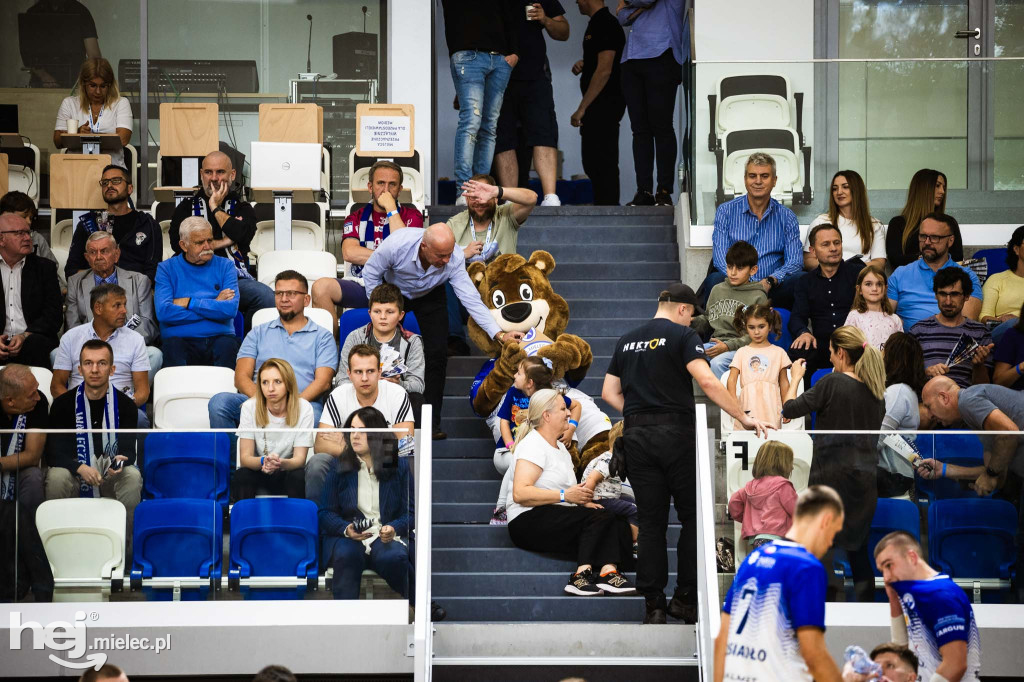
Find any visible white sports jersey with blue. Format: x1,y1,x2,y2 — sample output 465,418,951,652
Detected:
722,540,826,682
892,575,982,680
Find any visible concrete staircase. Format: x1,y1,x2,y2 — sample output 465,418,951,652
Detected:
427,206,681,622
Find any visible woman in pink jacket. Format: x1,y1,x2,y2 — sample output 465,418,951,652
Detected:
728,441,798,549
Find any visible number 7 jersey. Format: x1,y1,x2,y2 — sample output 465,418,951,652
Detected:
722,540,827,682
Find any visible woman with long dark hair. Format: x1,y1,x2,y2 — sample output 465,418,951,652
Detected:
319,406,412,601
806,170,885,269
885,169,963,268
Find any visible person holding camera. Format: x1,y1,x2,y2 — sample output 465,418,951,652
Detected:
318,406,413,601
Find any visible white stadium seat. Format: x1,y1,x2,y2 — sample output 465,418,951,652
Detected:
0,365,54,407
6,142,41,205
250,219,326,258
159,219,173,260
51,218,75,251
256,249,337,287
36,498,126,601
719,370,804,438
153,366,236,429
251,306,333,332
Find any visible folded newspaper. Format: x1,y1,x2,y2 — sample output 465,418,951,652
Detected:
881,433,924,469
945,333,981,368
379,344,408,379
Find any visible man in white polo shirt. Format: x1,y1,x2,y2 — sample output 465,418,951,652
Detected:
51,283,151,427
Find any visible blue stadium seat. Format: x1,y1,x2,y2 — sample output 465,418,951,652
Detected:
771,308,793,349
233,311,244,338
929,498,1017,582
229,498,319,600
972,247,1008,277
131,498,222,600
868,498,921,576
915,433,984,462
143,432,231,507
339,308,420,339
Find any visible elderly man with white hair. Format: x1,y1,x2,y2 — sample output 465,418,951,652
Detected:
154,216,240,367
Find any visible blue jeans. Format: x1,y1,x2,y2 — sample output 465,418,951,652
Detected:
450,50,513,188
328,536,413,600
162,335,240,368
991,317,1019,344
446,282,469,342
209,391,323,466
238,278,276,332
709,350,736,379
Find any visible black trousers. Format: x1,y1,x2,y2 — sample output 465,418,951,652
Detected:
621,49,682,194
13,333,57,369
508,504,632,571
619,422,696,606
405,285,448,429
232,467,305,501
580,101,626,206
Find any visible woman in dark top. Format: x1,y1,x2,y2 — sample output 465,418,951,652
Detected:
992,301,1024,390
885,168,964,268
782,325,886,602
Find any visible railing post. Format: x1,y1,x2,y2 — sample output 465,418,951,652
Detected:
413,404,433,681
694,404,720,682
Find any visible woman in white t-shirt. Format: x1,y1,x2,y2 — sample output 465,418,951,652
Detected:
805,170,886,270
507,389,636,597
232,359,315,500
53,57,133,168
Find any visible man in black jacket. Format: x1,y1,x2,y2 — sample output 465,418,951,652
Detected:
169,151,275,329
64,164,162,281
0,213,62,368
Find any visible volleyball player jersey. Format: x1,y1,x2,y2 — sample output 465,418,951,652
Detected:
891,575,982,680
722,540,826,682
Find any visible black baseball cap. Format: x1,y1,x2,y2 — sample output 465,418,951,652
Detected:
658,283,704,315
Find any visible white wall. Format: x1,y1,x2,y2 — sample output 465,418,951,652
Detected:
388,0,432,204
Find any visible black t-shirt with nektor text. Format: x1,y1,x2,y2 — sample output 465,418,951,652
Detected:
606,318,707,418
581,7,625,106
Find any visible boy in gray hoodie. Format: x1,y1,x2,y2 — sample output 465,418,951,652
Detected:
693,241,767,377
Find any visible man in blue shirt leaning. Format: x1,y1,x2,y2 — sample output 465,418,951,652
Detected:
714,485,845,682
154,216,239,368
362,223,525,439
700,152,804,309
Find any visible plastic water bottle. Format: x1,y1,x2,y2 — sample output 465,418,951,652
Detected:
844,645,882,678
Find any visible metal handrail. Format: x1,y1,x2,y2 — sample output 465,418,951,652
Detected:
695,404,719,682
413,405,433,681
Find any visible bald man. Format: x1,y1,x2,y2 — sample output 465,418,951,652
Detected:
169,151,275,331
0,364,48,515
921,375,1024,599
361,223,524,438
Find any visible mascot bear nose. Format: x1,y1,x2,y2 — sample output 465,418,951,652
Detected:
501,302,533,323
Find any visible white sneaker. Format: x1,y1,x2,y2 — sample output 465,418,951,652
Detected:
455,193,467,206
541,193,561,207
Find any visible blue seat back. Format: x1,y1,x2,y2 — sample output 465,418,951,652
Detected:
868,498,921,576
143,432,231,506
770,308,793,350
339,308,421,339
928,498,1018,580
972,248,1008,277
915,433,984,462
915,456,987,503
230,498,318,582
132,499,222,583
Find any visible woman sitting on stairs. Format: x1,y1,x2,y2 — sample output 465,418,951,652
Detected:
505,389,636,597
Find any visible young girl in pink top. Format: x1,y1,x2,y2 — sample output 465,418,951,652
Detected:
728,304,791,429
728,440,798,549
844,264,903,350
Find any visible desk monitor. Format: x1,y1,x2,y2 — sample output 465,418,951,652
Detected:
250,141,322,191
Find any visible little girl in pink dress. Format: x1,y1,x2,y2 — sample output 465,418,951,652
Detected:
728,304,791,429
844,264,903,349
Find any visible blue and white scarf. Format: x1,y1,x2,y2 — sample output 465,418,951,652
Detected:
190,195,254,280
0,413,28,501
74,383,120,498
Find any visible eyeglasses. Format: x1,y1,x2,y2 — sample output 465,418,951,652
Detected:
274,290,307,298
0,229,31,238
99,178,126,188
918,233,952,243
936,290,965,299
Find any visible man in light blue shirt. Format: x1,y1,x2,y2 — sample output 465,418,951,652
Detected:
888,214,981,330
700,152,804,308
362,224,524,437
208,270,338,448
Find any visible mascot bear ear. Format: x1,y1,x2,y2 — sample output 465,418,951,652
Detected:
468,261,487,287
527,250,556,276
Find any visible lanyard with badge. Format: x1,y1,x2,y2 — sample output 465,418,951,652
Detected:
86,106,102,132
468,215,499,263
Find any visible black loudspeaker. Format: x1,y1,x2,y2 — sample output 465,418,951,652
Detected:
333,32,378,80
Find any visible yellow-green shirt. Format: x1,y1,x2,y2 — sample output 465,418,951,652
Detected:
980,270,1024,320
447,202,522,257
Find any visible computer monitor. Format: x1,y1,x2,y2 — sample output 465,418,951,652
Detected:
249,142,322,190
0,105,17,134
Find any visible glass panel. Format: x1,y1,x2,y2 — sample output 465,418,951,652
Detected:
837,0,968,190
994,0,1024,190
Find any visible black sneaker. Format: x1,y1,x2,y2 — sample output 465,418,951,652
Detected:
626,190,655,206
596,571,637,595
565,569,602,596
432,429,447,441
654,188,674,206
668,595,698,624
644,605,667,624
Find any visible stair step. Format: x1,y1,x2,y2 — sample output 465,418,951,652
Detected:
514,225,675,243
549,280,671,299
445,374,606,397
515,244,677,263
433,438,502,459
433,572,679,597
434,458,503,480
433,595,647,622
432,547,675,572
549,262,680,282
433,502,496,523
435,479,500,503
446,354,612,376
435,418,494,439
566,318,648,337
438,395,621,420
433,525,677,549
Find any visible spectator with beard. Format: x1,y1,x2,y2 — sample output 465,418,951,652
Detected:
65,165,161,282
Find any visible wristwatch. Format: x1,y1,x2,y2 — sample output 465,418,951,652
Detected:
210,205,224,216
766,276,779,288
985,466,1000,478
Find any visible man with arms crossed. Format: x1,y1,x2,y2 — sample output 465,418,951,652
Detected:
874,531,981,681
714,485,846,682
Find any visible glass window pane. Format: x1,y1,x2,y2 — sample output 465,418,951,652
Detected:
994,0,1024,189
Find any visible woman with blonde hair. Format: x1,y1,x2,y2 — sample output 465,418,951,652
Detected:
232,358,314,500
782,325,885,601
507,389,636,597
805,170,886,269
728,440,797,549
53,57,133,167
885,168,963,268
